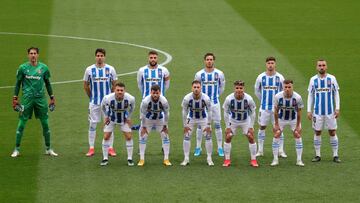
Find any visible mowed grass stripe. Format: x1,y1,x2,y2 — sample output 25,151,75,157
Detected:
0,1,54,202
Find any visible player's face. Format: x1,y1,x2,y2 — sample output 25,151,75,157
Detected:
283,83,293,97
204,55,215,69
266,60,276,72
114,86,125,100
95,52,105,65
234,85,244,97
148,54,158,67
317,61,327,75
28,49,39,64
151,89,160,101
192,83,201,96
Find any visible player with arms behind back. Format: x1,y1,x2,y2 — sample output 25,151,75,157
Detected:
100,82,135,166
222,81,258,167
272,80,304,167
307,59,341,163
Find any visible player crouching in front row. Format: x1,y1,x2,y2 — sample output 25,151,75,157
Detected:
271,80,304,167
100,82,135,166
222,81,258,167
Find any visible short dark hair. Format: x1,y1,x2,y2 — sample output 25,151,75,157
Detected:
266,56,276,62
151,84,161,92
317,59,326,62
233,80,245,86
283,79,293,85
27,47,39,54
148,50,158,55
192,80,201,86
95,48,106,56
115,82,125,88
204,53,215,60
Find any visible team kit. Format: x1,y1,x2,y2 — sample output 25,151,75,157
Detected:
11,47,341,168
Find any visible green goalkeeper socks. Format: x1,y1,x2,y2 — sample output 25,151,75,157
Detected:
15,118,28,150
40,118,51,150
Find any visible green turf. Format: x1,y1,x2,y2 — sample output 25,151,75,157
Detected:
0,0,359,202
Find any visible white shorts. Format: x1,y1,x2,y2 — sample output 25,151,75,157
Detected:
258,109,274,127
211,102,222,122
104,121,132,133
229,119,251,136
185,119,209,137
142,119,166,133
312,114,337,131
88,103,105,123
278,119,298,132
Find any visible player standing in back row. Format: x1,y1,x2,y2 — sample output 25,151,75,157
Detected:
307,59,341,163
254,56,286,157
11,47,57,157
194,53,225,157
83,48,118,157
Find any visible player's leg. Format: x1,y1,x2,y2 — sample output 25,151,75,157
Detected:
213,103,224,157
312,115,323,162
100,124,113,166
293,124,304,166
12,118,28,157
138,125,150,166
158,125,171,166
223,125,234,167
256,110,268,156
243,123,258,167
194,125,202,156
87,103,99,156
122,123,134,166
327,115,340,163
203,124,214,166
181,123,193,166
271,111,287,158
271,125,281,166
108,132,117,157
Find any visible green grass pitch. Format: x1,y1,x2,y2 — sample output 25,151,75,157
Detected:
0,0,359,202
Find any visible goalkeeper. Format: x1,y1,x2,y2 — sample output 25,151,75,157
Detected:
11,47,58,157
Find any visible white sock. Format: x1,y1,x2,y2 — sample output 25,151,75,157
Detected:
224,142,231,160
161,132,170,160
126,139,133,160
272,137,280,160
109,132,115,148
88,122,97,148
183,136,191,160
102,139,110,160
295,138,303,161
205,134,213,159
314,135,321,157
196,126,202,149
257,129,265,152
279,133,285,153
215,122,223,149
249,143,257,160
330,135,339,157
139,133,148,160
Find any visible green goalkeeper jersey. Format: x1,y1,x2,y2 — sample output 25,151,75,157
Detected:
14,62,53,98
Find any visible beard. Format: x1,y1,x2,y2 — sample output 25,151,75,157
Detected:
150,61,157,67
318,69,325,74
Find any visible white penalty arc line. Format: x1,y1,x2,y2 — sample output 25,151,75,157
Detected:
0,32,173,89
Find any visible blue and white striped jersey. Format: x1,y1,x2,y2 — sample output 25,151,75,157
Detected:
181,92,212,126
137,65,170,98
194,68,225,104
83,64,117,105
101,92,135,124
307,74,340,115
274,91,304,121
223,92,256,126
254,72,284,111
140,95,170,124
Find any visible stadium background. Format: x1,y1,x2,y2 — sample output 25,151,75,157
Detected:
0,0,359,202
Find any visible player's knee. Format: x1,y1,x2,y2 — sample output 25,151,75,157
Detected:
260,125,266,130
329,130,336,136
225,135,232,143
89,122,97,131
294,130,301,138
214,122,221,129
274,130,281,138
248,134,255,143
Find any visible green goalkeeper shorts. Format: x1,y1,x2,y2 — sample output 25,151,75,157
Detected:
20,96,48,120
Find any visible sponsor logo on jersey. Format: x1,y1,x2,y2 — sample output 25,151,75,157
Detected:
25,75,41,80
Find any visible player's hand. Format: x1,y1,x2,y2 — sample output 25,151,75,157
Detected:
125,119,132,127
274,123,280,132
12,96,19,110
203,126,211,135
161,125,168,134
183,126,191,135
141,127,148,137
307,112,312,120
334,110,340,119
49,95,56,112
248,128,254,135
104,117,110,125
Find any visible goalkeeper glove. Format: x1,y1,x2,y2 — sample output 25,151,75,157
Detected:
12,96,24,112
49,95,56,112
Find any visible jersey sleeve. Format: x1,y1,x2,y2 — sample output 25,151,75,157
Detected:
254,75,262,100
307,78,314,113
14,66,24,96
137,68,143,92
222,96,230,128
101,96,109,117
111,67,118,81
297,95,304,109
332,76,340,110
181,96,189,126
162,98,170,125
248,96,256,128
83,68,90,82
128,96,135,118
219,71,225,95
194,71,200,81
